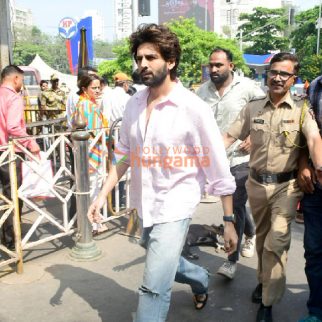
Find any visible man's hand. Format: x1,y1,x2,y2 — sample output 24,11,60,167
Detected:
223,222,238,255
238,136,251,154
87,194,106,224
298,165,316,194
29,143,41,160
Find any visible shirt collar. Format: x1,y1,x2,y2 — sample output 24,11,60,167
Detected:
264,91,294,109
0,84,17,94
208,72,241,91
135,80,182,108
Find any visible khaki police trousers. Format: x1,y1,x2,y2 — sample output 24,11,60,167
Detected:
246,176,303,306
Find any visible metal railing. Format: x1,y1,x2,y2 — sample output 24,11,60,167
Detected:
0,120,136,273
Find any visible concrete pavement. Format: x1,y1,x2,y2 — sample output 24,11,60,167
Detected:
0,202,309,322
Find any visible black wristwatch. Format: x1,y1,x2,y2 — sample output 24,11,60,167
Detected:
223,214,235,223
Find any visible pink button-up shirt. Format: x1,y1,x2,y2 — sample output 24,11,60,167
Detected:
0,85,38,152
115,83,236,227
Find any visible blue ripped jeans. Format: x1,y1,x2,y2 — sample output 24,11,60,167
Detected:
134,219,209,322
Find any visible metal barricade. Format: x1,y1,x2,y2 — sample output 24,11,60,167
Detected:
0,121,137,273
0,142,23,272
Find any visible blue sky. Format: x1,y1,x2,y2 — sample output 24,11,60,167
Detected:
16,0,321,41
16,0,158,41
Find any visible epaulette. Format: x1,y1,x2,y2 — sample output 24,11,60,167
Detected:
249,96,266,102
292,95,307,102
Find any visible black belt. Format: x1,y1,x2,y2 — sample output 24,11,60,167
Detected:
250,168,297,184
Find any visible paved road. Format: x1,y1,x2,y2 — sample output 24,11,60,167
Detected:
0,202,308,322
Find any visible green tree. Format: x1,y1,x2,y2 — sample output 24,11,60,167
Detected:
13,42,51,66
238,7,290,54
287,6,322,81
290,6,319,61
43,35,70,73
98,18,248,85
94,40,118,59
13,26,70,74
98,39,132,84
169,18,247,84
298,54,322,82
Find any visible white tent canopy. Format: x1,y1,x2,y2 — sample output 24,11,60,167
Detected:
29,54,77,92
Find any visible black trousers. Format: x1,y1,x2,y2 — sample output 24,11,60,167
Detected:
228,162,256,262
0,151,24,244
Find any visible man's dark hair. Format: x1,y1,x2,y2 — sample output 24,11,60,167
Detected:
1,65,24,80
129,24,181,81
127,85,137,96
100,75,109,86
270,52,300,75
209,47,233,62
40,80,48,86
77,74,100,95
77,66,98,81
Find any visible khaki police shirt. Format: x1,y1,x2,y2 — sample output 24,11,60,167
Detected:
40,88,66,118
227,92,319,174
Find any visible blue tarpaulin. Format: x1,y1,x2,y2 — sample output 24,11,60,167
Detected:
243,54,274,66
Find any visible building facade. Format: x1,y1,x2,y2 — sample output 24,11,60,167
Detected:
14,5,33,30
114,0,132,40
216,0,294,37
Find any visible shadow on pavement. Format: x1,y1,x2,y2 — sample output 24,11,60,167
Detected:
46,264,137,322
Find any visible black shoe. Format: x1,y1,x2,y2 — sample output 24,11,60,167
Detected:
256,304,272,322
252,283,263,303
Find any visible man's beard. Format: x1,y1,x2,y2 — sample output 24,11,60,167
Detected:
210,71,230,85
141,64,168,88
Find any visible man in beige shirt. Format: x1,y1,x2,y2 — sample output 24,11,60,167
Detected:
224,52,322,322
197,47,265,280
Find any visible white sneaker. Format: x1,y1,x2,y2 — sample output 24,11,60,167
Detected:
217,260,237,279
241,235,256,258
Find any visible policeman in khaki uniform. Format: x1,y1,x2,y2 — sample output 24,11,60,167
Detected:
224,52,322,322
40,74,66,119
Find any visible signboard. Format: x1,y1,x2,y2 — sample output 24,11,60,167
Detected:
68,17,94,75
58,17,78,39
159,0,214,31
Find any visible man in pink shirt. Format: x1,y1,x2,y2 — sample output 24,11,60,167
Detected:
88,24,237,322
0,65,40,249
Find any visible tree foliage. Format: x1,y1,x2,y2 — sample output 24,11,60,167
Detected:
238,7,290,54
13,26,120,74
98,18,249,85
168,18,248,84
94,40,118,58
13,26,70,73
290,6,319,61
287,6,322,81
298,54,322,82
98,39,132,84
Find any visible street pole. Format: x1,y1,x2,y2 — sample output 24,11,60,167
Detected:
205,0,208,31
132,0,138,33
317,0,322,55
0,0,13,69
69,114,101,261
